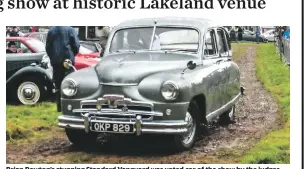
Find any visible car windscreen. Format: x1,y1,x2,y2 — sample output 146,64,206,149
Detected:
109,27,199,53
80,43,97,52
79,46,93,54
25,39,46,52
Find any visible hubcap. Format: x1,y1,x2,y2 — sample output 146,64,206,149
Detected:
182,112,196,145
17,82,40,105
22,87,35,100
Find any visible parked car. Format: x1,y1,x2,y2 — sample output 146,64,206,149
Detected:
6,53,54,105
58,17,243,150
6,37,100,70
25,32,102,57
262,29,275,42
80,41,102,53
242,30,268,42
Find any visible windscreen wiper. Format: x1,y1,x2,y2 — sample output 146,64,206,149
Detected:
116,49,136,53
164,49,195,53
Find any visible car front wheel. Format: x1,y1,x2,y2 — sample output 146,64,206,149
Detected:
173,100,200,151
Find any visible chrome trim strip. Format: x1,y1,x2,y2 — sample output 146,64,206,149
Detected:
141,128,187,134
72,109,163,116
58,114,189,135
206,92,241,122
99,82,138,86
80,97,154,110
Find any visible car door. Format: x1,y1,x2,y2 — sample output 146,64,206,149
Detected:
202,28,225,114
216,28,239,106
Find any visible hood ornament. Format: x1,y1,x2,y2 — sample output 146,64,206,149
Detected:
115,57,125,65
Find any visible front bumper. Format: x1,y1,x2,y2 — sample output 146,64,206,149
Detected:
58,113,189,135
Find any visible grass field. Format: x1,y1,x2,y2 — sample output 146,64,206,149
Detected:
240,43,290,164
6,102,60,142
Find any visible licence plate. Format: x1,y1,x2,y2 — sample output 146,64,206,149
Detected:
91,122,134,133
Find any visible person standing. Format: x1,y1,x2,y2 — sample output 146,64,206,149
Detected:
6,27,12,37
10,27,19,37
98,26,111,57
255,26,261,44
282,26,290,40
46,26,80,112
237,26,243,42
32,26,37,32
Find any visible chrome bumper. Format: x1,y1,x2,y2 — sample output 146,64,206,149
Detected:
58,113,189,135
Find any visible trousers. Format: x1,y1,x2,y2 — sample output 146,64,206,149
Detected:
52,63,74,112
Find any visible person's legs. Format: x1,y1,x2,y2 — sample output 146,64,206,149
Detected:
256,34,259,43
52,62,76,112
52,64,65,112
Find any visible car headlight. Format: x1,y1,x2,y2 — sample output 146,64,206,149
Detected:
161,81,179,101
41,54,51,68
61,78,78,97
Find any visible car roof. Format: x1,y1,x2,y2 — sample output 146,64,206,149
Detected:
116,17,219,32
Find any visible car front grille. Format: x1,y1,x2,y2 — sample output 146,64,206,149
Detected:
72,95,162,121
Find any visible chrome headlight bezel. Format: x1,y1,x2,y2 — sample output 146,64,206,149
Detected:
161,81,179,101
41,54,51,69
61,78,78,97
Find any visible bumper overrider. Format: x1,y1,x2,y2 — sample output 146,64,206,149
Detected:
58,95,190,135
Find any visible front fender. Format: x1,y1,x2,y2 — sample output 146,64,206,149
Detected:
6,64,53,88
137,70,204,103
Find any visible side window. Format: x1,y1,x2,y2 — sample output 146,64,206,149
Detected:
204,29,217,57
20,43,31,53
217,29,229,55
6,40,21,48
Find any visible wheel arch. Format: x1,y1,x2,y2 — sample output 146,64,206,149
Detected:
7,66,53,91
190,93,207,124
6,69,54,98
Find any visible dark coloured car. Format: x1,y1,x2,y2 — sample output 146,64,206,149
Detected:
242,30,268,42
6,53,54,105
58,17,243,151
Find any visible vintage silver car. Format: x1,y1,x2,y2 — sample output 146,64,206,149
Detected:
58,17,242,150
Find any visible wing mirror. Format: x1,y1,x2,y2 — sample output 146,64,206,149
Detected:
187,61,196,70
41,54,51,69
182,61,196,74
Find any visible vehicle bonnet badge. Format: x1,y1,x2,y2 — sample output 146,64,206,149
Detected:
115,57,124,65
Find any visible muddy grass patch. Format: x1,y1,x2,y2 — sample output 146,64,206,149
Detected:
232,43,258,61
240,43,290,164
6,102,60,141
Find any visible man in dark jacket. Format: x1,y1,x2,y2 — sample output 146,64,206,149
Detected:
10,27,19,37
46,26,80,112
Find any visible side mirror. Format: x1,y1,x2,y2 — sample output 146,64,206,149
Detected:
187,61,196,70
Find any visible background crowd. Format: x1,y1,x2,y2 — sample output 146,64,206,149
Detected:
6,26,39,37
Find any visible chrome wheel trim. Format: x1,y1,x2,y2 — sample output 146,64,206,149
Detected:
182,112,196,145
17,82,40,105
